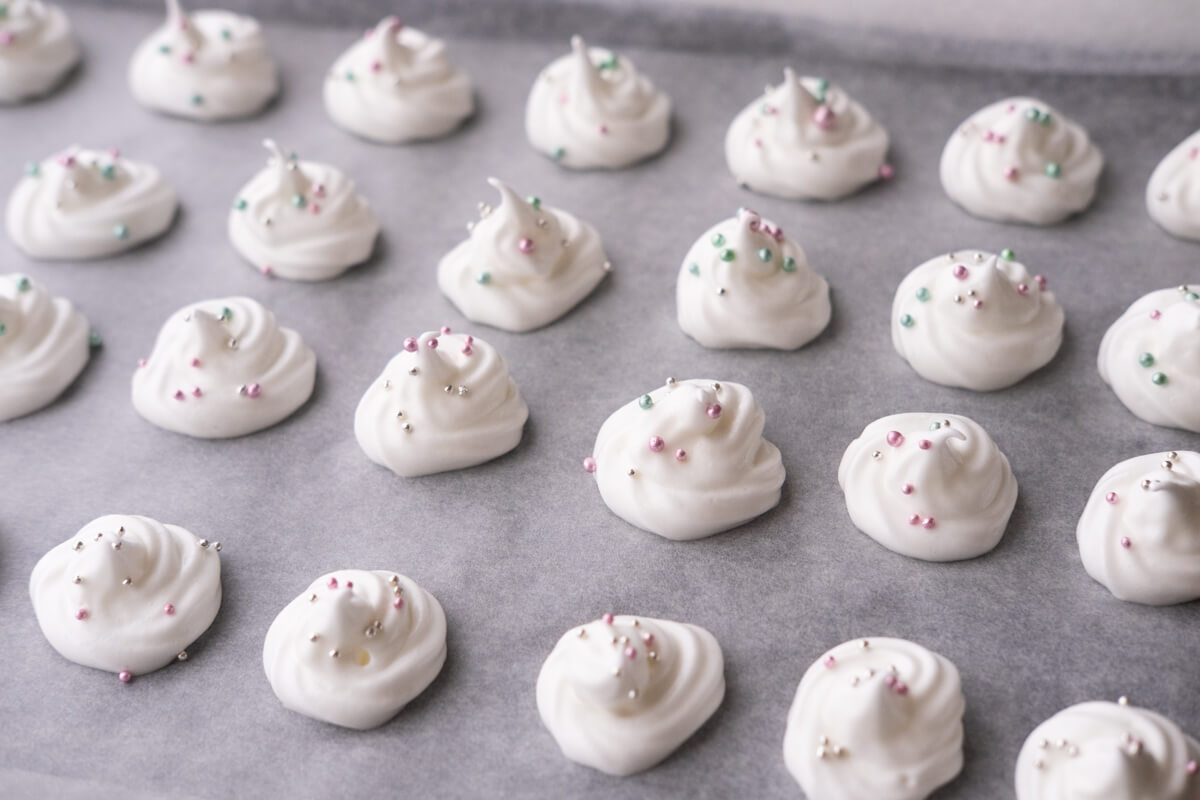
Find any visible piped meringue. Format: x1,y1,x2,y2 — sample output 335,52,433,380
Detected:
537,613,724,776
1077,450,1200,606
6,145,177,260
783,637,965,800
131,296,316,438
128,0,278,121
324,17,473,144
0,273,89,421
725,69,890,200
228,139,379,281
0,0,80,103
1098,285,1200,433
838,413,1017,561
263,569,447,730
892,248,1064,390
437,177,610,332
1147,130,1200,240
677,207,830,350
354,328,528,477
526,36,670,169
29,514,221,679
940,96,1103,225
588,378,785,540
1014,700,1200,799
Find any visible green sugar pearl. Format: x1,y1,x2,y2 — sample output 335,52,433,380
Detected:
0,4,8,19
1151,372,1169,386
598,53,619,71
718,248,736,262
88,331,103,348
344,70,356,82
688,263,700,276
24,162,39,178
190,92,204,106
17,277,31,292
158,44,171,55
1186,292,1200,301
220,28,232,40
526,196,541,210
234,198,248,211
782,257,797,273
757,248,773,262
99,164,116,180
915,287,931,302
552,147,566,161
1138,352,1155,367
291,194,307,209
219,306,233,322
475,272,492,285
1000,248,1015,261
1024,107,1042,122
0,323,7,336
1040,112,1052,126
899,314,915,328
1044,162,1062,179
113,223,129,240
929,421,942,430
638,394,654,410
711,233,725,247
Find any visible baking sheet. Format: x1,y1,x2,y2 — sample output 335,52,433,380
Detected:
2,6,1199,799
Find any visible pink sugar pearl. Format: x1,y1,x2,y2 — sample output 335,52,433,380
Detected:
908,514,921,525
403,337,418,352
1105,492,1119,505
901,483,914,495
918,439,932,450
75,608,89,621
823,655,836,668
426,338,439,349
118,671,132,683
582,457,597,473
953,264,969,280
878,163,895,180
393,596,404,609
625,647,637,659
1004,165,1019,181
922,517,937,529
675,449,687,462
601,613,614,625
886,431,904,447
706,403,722,419
244,383,261,398
517,237,535,254
164,603,176,615
1120,537,1132,549
327,577,339,590
648,435,665,452
440,326,452,334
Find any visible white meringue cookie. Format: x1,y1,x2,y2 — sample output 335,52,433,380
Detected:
587,378,785,540
437,177,610,332
131,296,316,438
725,69,890,201
1147,130,1200,240
892,249,1064,391
228,139,379,281
128,0,277,121
29,514,222,680
676,207,830,350
263,569,447,730
0,0,80,103
1015,700,1200,800
0,273,89,421
1077,450,1200,606
537,613,724,776
354,328,528,477
783,637,965,800
323,17,473,144
838,413,1017,561
1098,285,1200,433
6,145,177,260
940,97,1103,225
525,35,670,170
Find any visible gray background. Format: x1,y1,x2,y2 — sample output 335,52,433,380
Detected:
3,4,1199,799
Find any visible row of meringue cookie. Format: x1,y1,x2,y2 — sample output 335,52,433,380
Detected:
31,543,1198,800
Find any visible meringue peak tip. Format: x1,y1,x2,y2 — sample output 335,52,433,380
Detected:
570,34,586,51
783,66,797,83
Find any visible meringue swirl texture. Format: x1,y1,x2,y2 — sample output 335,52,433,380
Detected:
228,139,379,281
537,613,724,776
1098,286,1200,433
1014,700,1200,800
6,145,177,260
526,36,670,169
29,514,222,677
838,413,1018,561
1077,450,1200,606
892,249,1064,391
677,208,831,350
128,0,278,121
0,1,80,103
131,296,316,438
589,378,785,540
725,69,889,200
1147,130,1200,240
438,177,609,332
940,97,1103,225
783,637,965,800
0,273,89,421
263,569,447,730
324,17,473,144
355,329,528,477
